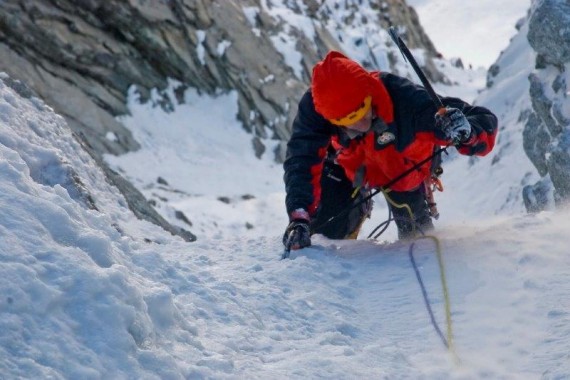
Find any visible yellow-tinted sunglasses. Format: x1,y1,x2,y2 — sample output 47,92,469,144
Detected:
329,96,372,126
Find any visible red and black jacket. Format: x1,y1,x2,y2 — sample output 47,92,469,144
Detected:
284,72,498,217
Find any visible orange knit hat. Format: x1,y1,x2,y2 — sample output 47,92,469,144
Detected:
311,51,374,125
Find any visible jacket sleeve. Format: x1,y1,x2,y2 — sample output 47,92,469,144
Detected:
283,90,332,218
415,96,498,156
442,97,498,156
379,72,498,156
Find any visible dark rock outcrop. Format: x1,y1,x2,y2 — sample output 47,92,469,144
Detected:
527,0,570,68
0,0,443,239
523,0,570,211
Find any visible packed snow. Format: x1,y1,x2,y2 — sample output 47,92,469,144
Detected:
1,1,569,379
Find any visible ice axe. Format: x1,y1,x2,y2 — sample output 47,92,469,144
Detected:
388,26,446,116
388,26,447,218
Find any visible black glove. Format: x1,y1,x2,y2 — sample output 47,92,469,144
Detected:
283,220,311,251
435,107,472,145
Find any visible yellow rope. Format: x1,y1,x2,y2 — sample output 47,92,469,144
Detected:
382,189,416,236
346,186,366,239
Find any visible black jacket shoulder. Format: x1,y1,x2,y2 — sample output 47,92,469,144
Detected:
283,90,333,214
380,72,496,148
380,72,438,149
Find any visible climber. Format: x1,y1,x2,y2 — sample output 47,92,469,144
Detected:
283,50,498,250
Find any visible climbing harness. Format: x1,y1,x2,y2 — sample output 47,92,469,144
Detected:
425,147,445,219
312,145,449,233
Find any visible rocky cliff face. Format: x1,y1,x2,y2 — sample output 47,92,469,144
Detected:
0,0,442,239
523,0,570,211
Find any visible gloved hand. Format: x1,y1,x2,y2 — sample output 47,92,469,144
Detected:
283,219,311,251
435,107,472,145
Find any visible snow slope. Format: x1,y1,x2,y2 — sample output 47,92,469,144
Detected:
2,56,570,379
2,1,569,379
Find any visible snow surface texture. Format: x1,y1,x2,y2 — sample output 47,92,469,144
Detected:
2,76,570,378
2,1,570,379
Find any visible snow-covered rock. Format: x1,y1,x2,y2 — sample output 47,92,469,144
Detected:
523,0,570,210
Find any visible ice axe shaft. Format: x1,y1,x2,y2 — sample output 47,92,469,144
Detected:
388,27,445,115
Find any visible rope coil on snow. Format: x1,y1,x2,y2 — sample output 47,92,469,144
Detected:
371,190,459,363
